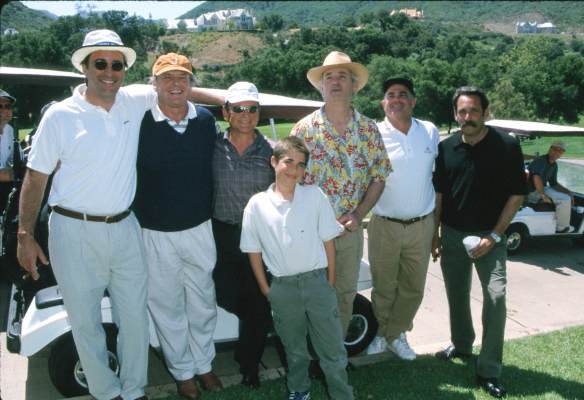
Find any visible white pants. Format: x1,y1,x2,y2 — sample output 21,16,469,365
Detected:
528,187,572,229
49,212,149,400
142,219,218,381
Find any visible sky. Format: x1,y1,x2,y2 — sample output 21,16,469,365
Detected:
21,1,204,20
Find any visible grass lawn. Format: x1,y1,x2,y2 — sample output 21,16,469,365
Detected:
520,136,584,159
158,325,584,400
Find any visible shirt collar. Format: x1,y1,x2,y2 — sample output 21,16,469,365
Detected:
151,100,197,123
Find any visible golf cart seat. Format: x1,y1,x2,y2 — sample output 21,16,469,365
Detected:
524,200,555,212
35,285,110,309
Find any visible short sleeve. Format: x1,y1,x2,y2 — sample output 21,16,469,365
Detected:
368,123,391,181
27,108,61,174
316,187,344,241
240,196,262,253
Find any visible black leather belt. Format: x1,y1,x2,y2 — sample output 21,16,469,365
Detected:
378,213,430,225
52,206,131,223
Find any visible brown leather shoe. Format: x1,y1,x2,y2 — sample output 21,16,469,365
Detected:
197,371,223,392
176,378,200,400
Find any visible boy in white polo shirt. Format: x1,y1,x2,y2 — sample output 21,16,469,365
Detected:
240,136,353,400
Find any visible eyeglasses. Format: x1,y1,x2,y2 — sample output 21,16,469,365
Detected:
231,105,259,114
0,104,12,110
94,59,125,71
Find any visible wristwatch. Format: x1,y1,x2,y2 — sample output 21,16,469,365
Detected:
489,232,502,243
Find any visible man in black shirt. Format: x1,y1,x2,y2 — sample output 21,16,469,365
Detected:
432,86,527,398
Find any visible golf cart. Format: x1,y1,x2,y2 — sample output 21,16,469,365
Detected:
3,67,376,398
486,120,584,254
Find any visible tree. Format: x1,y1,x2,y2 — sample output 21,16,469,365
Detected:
177,20,188,33
489,78,535,120
259,14,284,32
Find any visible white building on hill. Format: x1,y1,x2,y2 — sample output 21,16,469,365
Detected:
166,9,256,32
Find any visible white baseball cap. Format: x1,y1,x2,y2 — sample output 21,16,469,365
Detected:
71,29,136,72
225,81,260,105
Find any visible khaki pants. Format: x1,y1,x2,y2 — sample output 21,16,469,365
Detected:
367,214,434,342
333,228,363,336
440,224,507,379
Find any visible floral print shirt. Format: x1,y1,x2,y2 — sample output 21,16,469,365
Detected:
291,107,390,218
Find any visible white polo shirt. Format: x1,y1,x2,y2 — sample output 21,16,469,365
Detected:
372,117,439,220
28,84,156,215
240,183,344,277
0,124,14,168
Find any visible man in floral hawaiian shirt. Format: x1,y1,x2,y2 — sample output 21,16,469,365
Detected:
291,51,391,337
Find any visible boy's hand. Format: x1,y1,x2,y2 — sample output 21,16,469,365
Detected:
261,284,271,297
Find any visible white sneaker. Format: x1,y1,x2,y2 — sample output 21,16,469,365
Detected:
366,336,388,355
389,333,416,360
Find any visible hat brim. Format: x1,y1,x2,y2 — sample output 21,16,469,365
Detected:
0,95,16,104
307,62,369,93
154,65,193,76
71,46,137,72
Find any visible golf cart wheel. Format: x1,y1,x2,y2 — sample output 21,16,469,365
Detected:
344,294,378,356
506,224,527,255
48,324,119,398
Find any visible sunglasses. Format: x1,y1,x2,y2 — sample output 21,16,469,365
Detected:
0,104,12,110
231,105,259,114
94,59,125,71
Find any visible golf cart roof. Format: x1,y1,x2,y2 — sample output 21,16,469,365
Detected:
486,119,584,138
0,66,85,86
201,88,323,120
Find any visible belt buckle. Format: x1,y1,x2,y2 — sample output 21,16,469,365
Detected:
104,215,113,223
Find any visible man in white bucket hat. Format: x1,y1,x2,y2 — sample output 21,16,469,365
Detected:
16,29,223,400
291,51,391,344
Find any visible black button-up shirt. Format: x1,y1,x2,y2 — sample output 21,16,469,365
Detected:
433,127,527,232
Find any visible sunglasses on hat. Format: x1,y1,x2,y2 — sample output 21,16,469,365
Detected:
231,105,259,114
94,59,125,71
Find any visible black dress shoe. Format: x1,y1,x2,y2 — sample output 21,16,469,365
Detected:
241,372,260,389
476,375,507,398
435,344,472,361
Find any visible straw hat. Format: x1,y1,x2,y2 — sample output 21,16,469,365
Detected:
71,29,136,72
307,51,368,92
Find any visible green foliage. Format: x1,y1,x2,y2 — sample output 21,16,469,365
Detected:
0,1,54,32
258,14,284,32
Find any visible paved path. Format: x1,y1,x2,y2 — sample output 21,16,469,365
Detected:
2,237,583,400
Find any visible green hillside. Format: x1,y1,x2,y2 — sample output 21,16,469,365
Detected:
181,1,584,31
0,1,54,32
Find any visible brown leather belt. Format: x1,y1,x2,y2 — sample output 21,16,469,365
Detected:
379,213,430,225
52,206,131,223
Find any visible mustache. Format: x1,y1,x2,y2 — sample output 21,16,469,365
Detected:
462,121,478,128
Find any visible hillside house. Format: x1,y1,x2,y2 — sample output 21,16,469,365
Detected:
390,8,424,19
165,8,256,32
516,21,558,34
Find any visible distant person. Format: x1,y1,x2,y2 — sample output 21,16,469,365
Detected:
0,89,17,212
291,51,390,339
212,81,274,389
132,53,222,400
240,136,354,400
366,78,439,360
432,86,527,398
527,141,575,233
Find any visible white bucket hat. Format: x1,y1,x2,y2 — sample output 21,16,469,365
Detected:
225,81,260,105
307,51,368,92
71,29,137,72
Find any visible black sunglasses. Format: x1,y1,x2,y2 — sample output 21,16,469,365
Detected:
0,104,12,110
231,105,259,114
94,59,125,72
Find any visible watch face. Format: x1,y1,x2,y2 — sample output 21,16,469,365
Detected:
491,233,501,243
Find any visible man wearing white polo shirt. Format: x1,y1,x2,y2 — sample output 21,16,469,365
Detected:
366,78,439,360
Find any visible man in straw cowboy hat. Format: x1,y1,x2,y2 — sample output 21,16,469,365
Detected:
17,29,221,400
291,51,391,341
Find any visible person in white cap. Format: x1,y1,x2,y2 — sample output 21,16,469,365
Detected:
132,53,222,400
16,29,222,400
291,51,391,340
212,81,274,389
0,89,17,211
526,141,575,233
